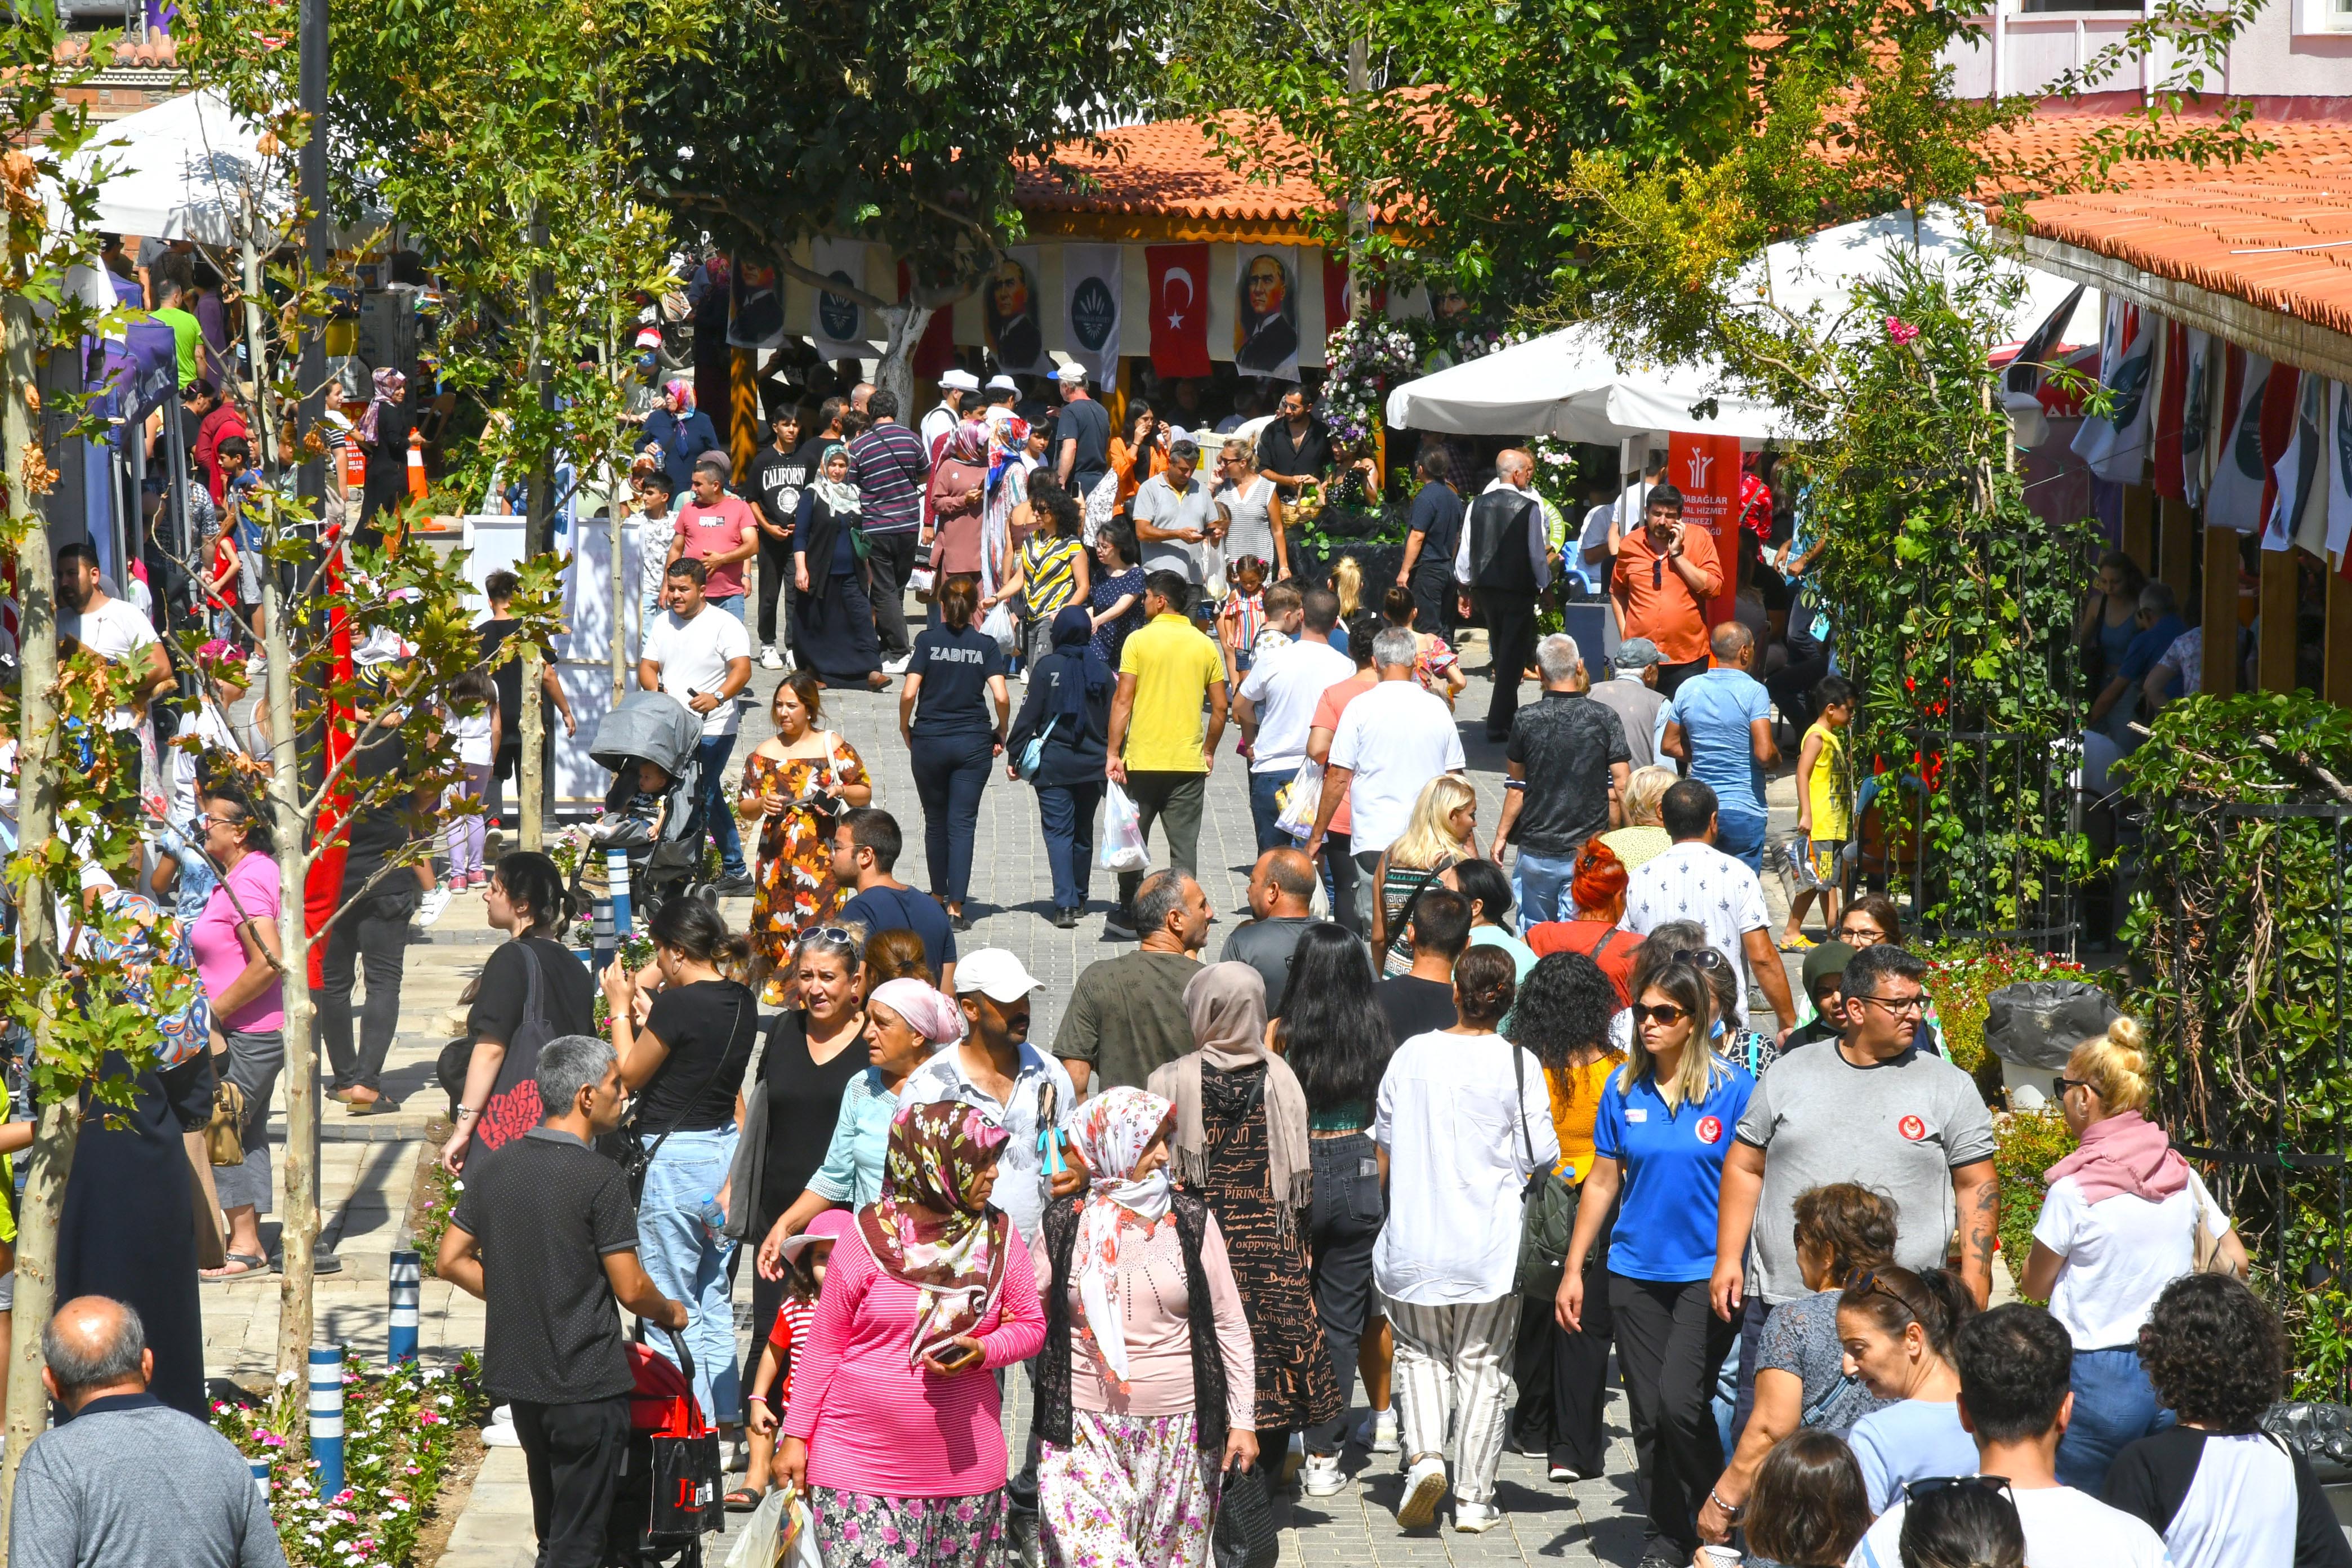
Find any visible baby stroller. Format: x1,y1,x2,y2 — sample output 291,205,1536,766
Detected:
605,1325,722,1567
577,689,711,931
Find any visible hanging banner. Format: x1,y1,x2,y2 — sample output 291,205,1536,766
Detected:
2256,362,2302,552
2180,328,2215,509
123,320,180,427
2070,299,2159,484
1061,244,1122,384
982,247,1049,376
2151,320,2188,503
727,258,787,351
2328,382,2352,572
1232,245,1302,381
2206,348,2271,535
1146,243,1211,378
1667,430,1741,629
809,237,870,360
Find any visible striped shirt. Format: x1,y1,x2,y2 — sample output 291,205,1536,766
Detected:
1018,534,1085,617
846,422,929,536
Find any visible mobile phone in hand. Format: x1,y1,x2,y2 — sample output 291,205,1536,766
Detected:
929,1339,983,1373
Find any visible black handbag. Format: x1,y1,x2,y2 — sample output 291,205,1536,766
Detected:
646,1328,723,1545
1213,1458,1279,1568
1512,1042,1580,1300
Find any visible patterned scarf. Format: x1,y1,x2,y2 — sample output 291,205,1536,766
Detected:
1065,1087,1176,1384
357,367,407,444
857,1101,1010,1366
809,442,861,516
662,378,696,415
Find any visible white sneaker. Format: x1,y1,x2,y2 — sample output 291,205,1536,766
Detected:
882,654,912,675
1396,1455,1447,1530
780,645,796,672
1300,1454,1346,1498
760,645,783,670
413,887,451,928
483,1404,520,1447
1454,1500,1503,1534
1370,1409,1400,1454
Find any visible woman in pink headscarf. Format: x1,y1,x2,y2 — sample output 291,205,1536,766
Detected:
925,418,991,586
356,366,414,531
643,377,720,496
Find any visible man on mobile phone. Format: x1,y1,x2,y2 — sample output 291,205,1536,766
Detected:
1610,483,1721,701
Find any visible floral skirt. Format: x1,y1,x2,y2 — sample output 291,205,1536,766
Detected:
808,1485,1006,1568
1039,1410,1219,1568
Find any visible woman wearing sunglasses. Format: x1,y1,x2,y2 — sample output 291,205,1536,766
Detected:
1556,951,1754,1568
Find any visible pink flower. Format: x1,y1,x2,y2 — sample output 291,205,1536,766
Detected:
1886,317,1919,345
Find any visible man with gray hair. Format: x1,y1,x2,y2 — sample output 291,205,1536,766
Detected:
1056,868,1212,1094
10,1296,286,1568
1487,632,1632,929
1132,435,1216,584
1306,626,1468,932
1455,447,1553,741
1661,619,1778,872
439,1036,688,1568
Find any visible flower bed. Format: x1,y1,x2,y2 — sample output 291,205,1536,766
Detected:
410,1155,462,1279
1918,938,2096,1079
1992,1107,2075,1298
214,1352,491,1568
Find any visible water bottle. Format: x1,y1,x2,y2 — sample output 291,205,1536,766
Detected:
696,1194,727,1241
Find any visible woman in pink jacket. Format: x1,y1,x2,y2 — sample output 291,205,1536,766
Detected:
778,1100,1046,1566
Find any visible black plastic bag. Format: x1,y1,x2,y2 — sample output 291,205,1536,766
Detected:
1214,1460,1280,1568
1984,981,2121,1071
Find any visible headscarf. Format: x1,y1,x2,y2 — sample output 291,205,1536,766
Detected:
1148,962,1312,1242
662,378,696,415
943,417,989,467
858,1101,1012,1366
868,978,965,1045
358,367,407,444
810,442,861,516
2044,1108,2189,1205
1064,1087,1176,1384
1049,607,1113,724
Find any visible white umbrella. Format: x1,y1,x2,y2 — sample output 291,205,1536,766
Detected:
1383,323,1785,442
63,90,279,246
1746,204,2093,346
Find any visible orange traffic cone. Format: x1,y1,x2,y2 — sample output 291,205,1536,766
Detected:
406,427,427,500
342,434,365,493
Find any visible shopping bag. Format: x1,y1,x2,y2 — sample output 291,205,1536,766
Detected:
1273,759,1324,840
980,602,1019,656
725,1488,791,1568
1098,783,1150,873
781,1487,824,1568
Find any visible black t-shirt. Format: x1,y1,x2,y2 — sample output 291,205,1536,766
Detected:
1220,916,1318,1014
636,978,757,1133
910,625,1004,741
756,1009,872,1227
476,617,528,737
1057,397,1112,487
1258,416,1333,499
338,732,418,902
450,1128,639,1404
750,440,817,536
838,884,957,977
1504,691,1632,857
1378,974,1459,1043
1407,481,1465,564
466,938,598,1151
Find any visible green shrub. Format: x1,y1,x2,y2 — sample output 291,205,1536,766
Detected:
1992,1107,2074,1298
1918,938,2095,1077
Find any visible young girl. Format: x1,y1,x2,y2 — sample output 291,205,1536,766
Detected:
1782,673,1856,950
443,668,500,890
1382,583,1466,709
1331,553,1364,625
736,1209,849,1509
1373,773,1479,973
1217,554,1269,683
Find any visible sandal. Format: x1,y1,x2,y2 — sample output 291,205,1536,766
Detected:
723,1487,767,1513
1776,934,1816,954
202,1253,271,1282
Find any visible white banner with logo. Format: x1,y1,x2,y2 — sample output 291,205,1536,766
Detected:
1061,244,1121,383
809,237,871,360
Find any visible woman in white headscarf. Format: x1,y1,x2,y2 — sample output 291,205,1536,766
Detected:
792,443,889,691
1032,1086,1257,1568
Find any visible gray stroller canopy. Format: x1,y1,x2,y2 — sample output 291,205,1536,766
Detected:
590,690,703,779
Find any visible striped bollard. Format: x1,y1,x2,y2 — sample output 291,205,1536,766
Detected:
309,1348,345,1499
592,892,616,973
250,1456,270,1501
388,1250,421,1365
607,847,634,942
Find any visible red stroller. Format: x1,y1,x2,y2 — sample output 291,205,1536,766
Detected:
606,1326,723,1567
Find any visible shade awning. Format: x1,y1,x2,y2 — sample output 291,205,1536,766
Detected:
1383,324,1785,442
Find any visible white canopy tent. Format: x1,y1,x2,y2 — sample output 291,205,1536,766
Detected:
1744,204,2095,346
1383,323,1786,443
62,90,281,247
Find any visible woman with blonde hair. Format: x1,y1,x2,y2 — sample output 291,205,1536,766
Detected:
1373,772,1479,973
1330,553,1364,624
2021,1014,2247,1494
1601,765,1676,874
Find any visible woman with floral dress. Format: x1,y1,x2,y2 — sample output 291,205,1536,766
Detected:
1033,1087,1259,1568
737,670,872,1004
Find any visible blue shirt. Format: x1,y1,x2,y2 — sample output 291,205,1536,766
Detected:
2117,613,2186,687
1846,1398,1979,1514
1593,1058,1755,1282
1667,667,1772,817
837,884,958,977
807,1066,899,1207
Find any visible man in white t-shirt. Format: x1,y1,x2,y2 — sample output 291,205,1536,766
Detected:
1234,585,1353,853
57,541,172,733
1304,626,1467,935
1847,1305,2171,1568
636,557,753,893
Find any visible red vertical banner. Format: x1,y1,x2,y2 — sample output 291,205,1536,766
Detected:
2151,320,2189,502
1320,253,1383,332
1668,431,1742,630
899,262,957,379
1145,244,1211,378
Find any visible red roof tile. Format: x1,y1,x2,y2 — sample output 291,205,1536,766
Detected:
1018,117,1328,224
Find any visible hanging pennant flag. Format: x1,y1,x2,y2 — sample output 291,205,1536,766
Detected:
1146,243,1211,378
2205,348,2271,534
2180,328,2215,509
2265,368,2328,555
896,262,957,379
2004,283,2083,398
1232,246,1302,382
2256,362,2302,551
2070,299,2159,484
981,247,1049,377
2151,320,2189,503
1061,244,1122,384
809,237,870,362
2327,382,2352,572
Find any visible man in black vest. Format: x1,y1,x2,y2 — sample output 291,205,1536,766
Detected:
1455,447,1551,742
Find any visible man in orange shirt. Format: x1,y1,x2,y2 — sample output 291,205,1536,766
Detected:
1610,483,1722,698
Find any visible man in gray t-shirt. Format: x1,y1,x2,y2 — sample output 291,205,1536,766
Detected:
1133,440,1217,583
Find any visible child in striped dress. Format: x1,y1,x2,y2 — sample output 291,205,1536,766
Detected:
738,1212,846,1510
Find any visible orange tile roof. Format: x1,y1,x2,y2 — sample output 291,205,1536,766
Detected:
1019,117,1328,224
2003,117,2352,340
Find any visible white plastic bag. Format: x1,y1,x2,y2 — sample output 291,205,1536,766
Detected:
1098,783,1150,872
1274,759,1325,840
725,1486,792,1568
781,1487,824,1568
980,602,1019,656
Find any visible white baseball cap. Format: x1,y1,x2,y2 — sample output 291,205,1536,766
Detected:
952,948,1043,1003
939,369,980,392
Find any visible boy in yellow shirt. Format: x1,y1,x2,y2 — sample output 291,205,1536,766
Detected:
1780,674,1855,949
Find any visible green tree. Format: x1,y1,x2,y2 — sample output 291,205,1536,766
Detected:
626,0,1170,406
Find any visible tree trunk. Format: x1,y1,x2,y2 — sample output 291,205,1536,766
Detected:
522,211,550,852
1347,34,1370,319
263,564,321,1385
0,292,70,1534
239,227,278,466
609,458,627,701
874,302,934,421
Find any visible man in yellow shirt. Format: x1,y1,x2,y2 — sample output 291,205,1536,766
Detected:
1105,571,1227,938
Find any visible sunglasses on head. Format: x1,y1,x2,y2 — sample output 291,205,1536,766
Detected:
1629,1003,1689,1026
1901,1475,2016,1507
1670,947,1727,972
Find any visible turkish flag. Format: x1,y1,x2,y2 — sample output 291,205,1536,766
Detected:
1321,255,1384,332
1147,244,1211,378
2151,319,2188,502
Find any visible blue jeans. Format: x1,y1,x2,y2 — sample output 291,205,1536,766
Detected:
1036,782,1103,913
687,732,746,877
2056,1346,2174,1494
1248,769,1289,854
1512,848,1579,931
709,593,745,623
908,729,994,904
1715,808,1768,874
636,1124,742,1426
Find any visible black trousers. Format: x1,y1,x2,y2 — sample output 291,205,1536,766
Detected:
511,1394,631,1568
1304,1133,1385,1456
1512,1214,1618,1478
1727,1292,1771,1454
908,729,994,904
1476,588,1539,742
315,883,421,1093
1656,657,1709,701
1322,830,1363,938
756,530,795,648
1610,1273,1738,1557
864,529,920,657
1409,560,1455,640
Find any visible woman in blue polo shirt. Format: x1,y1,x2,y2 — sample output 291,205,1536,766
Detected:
1556,951,1754,1568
